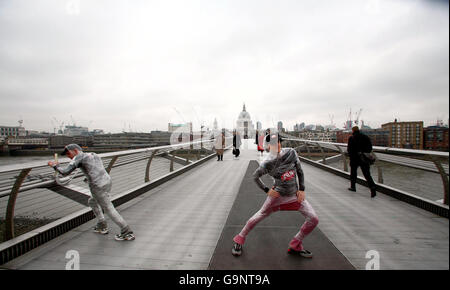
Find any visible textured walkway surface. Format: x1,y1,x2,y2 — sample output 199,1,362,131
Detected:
3,140,448,270
3,142,254,270
302,162,449,270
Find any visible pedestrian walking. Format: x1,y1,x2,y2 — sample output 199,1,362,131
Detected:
215,130,226,161
347,126,377,198
257,130,265,157
233,130,242,159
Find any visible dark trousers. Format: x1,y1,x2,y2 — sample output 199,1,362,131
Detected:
350,160,376,189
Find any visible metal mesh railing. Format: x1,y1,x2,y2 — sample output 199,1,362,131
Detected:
280,134,449,206
0,138,231,242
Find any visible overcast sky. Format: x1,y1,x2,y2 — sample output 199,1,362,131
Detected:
0,0,448,133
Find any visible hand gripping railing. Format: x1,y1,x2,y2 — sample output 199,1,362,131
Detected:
0,137,234,243
281,135,449,207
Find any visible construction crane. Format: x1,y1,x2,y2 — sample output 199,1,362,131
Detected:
50,119,57,135
325,114,336,131
52,117,65,134
354,108,363,126
70,115,76,126
173,107,186,123
343,108,353,130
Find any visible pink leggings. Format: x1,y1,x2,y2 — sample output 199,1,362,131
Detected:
234,195,319,251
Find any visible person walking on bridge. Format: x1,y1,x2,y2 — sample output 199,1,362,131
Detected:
48,144,135,241
233,130,242,159
257,130,265,157
215,130,226,161
347,126,377,198
232,134,319,258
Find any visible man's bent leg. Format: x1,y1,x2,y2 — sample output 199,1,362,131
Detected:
361,163,376,188
233,196,278,245
93,185,130,233
88,197,105,223
290,200,319,251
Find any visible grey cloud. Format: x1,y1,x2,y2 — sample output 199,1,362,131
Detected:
0,0,448,133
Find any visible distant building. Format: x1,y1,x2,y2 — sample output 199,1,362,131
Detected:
25,130,40,136
64,125,89,136
315,125,324,132
256,121,262,130
0,125,26,137
73,135,94,148
277,121,284,133
423,126,449,151
362,129,389,147
336,129,388,147
92,132,156,149
381,120,423,149
294,122,305,132
49,135,74,149
236,104,255,139
168,122,192,133
289,130,336,142
336,130,352,144
7,137,48,149
91,129,104,135
150,131,172,145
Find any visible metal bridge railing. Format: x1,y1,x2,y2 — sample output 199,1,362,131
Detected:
281,136,449,208
0,137,232,243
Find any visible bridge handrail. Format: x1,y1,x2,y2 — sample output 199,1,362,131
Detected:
282,136,449,206
0,139,214,174
282,137,449,158
0,136,232,243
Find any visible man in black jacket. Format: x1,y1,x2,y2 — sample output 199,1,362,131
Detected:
347,126,377,198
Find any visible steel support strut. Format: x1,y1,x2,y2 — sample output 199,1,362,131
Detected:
5,168,32,240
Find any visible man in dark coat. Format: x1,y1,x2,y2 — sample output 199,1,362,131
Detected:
233,130,241,158
347,126,377,198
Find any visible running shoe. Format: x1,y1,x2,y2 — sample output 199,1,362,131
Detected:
93,222,109,235
232,243,242,256
287,248,313,258
114,231,135,241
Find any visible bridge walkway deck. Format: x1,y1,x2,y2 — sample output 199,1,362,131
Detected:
3,140,448,270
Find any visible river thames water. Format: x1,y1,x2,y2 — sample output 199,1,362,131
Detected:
0,155,52,166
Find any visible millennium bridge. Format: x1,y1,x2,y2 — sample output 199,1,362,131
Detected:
0,135,448,270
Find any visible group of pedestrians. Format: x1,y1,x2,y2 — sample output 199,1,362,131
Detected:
48,125,377,260
213,129,242,161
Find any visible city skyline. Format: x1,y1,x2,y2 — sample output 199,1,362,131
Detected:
0,0,448,134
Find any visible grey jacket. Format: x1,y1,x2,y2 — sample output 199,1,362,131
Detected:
54,152,111,192
253,148,305,196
